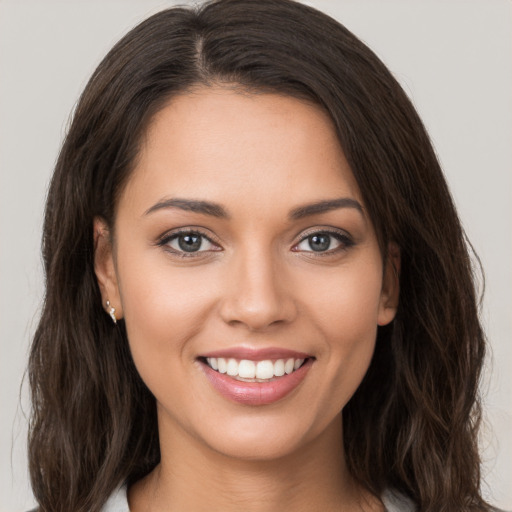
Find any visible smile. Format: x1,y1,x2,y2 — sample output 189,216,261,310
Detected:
204,357,306,381
198,349,314,406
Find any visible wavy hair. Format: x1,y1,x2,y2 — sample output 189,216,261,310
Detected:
28,1,488,510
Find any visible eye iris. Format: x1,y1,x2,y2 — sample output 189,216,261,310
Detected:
309,234,331,252
178,234,202,252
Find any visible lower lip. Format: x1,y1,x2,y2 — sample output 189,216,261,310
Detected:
200,359,313,406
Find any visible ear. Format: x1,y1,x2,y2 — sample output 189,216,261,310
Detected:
93,217,123,320
377,242,400,326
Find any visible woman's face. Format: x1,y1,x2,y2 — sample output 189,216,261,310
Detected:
95,87,398,461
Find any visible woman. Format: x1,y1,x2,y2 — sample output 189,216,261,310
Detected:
28,0,494,510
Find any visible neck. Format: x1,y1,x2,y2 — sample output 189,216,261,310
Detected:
128,412,382,512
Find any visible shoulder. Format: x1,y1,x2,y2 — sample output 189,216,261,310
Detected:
101,485,130,512
380,489,511,512
381,488,417,512
24,487,130,512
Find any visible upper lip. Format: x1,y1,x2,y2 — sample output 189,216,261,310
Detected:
199,347,313,361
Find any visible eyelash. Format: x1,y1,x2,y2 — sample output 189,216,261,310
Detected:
157,228,354,258
157,229,221,258
293,229,355,256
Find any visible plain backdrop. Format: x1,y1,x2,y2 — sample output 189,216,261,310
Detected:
0,1,510,510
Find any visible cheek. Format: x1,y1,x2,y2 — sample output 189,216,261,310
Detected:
306,256,384,340
116,248,217,371
302,256,383,405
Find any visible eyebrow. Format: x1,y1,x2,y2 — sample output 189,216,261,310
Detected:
144,198,229,218
144,196,364,220
289,198,364,220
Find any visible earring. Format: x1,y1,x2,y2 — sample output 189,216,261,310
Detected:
105,300,117,324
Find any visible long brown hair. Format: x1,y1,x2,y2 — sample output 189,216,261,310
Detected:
28,1,488,510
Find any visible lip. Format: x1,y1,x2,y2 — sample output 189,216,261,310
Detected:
199,356,314,406
200,347,312,361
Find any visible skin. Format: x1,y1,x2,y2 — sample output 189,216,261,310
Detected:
95,86,399,511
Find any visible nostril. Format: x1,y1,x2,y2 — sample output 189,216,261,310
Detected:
219,295,298,331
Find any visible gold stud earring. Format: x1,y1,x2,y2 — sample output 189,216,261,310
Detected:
106,300,117,324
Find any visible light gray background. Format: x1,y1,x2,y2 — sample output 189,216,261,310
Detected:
0,1,510,510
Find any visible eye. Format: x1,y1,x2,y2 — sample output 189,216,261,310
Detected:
159,230,220,255
293,230,353,254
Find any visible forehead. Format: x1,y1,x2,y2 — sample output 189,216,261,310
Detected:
122,86,362,216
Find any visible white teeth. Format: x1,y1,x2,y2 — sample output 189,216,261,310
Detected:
238,359,256,378
256,360,274,379
226,358,238,376
205,357,306,379
274,359,285,377
284,358,295,374
217,357,227,374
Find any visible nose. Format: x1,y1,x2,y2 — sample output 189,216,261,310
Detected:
219,247,297,331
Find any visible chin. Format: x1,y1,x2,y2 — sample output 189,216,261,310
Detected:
208,430,307,462
194,410,338,464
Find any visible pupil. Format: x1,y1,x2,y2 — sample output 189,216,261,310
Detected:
309,234,330,251
178,234,202,252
